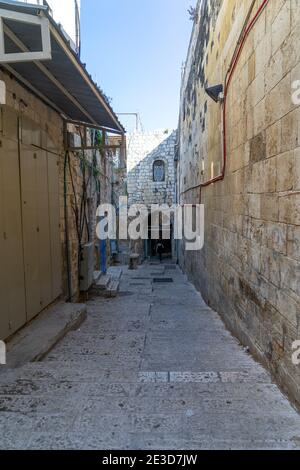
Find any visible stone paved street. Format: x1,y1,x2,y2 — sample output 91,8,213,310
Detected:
1,262,300,450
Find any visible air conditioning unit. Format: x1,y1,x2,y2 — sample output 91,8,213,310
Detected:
67,131,82,149
80,242,94,292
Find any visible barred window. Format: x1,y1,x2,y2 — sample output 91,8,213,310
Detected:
153,160,165,182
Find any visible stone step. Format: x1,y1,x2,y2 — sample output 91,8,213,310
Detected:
96,274,111,290
93,279,120,298
90,268,122,298
93,271,102,283
108,279,120,298
2,303,87,370
107,267,123,281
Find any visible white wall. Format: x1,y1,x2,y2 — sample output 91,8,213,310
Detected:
47,0,80,44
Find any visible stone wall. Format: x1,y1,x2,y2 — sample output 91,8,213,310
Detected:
127,130,177,207
178,0,300,406
64,131,117,297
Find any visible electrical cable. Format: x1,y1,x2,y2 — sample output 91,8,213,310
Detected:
203,0,270,189
180,0,270,200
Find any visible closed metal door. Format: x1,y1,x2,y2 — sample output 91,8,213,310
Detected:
0,106,62,339
20,143,41,320
0,136,10,340
37,149,52,310
0,135,26,338
47,151,62,299
20,120,62,320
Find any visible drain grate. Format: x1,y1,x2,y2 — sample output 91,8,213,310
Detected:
130,283,149,287
153,278,173,283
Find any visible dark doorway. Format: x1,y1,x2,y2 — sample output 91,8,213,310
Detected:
147,213,173,260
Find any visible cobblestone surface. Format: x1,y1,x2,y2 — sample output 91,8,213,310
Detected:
0,263,300,450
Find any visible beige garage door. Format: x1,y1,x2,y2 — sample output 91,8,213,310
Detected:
0,107,62,339
0,130,27,339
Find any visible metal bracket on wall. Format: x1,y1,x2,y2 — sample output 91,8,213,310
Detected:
0,8,51,63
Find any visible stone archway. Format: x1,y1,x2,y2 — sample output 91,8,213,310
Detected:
147,212,173,260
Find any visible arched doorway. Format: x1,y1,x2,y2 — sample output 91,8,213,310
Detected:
146,212,173,260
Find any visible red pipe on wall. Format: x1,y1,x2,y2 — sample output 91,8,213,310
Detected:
200,0,270,192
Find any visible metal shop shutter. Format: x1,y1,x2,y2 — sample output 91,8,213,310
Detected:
20,142,62,321
20,113,62,322
0,106,62,339
20,143,44,320
0,132,27,340
47,150,62,300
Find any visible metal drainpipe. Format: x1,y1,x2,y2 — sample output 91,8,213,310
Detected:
201,0,270,195
180,0,270,203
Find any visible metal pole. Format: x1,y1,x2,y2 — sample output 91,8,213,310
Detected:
116,113,139,132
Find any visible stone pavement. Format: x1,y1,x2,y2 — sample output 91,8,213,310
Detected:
0,262,300,450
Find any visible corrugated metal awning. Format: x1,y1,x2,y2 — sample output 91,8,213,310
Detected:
0,0,124,133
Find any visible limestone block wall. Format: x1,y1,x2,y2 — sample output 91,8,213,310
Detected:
178,0,300,406
127,130,177,207
64,134,115,297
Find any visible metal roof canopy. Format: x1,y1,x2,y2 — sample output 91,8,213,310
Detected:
0,0,124,134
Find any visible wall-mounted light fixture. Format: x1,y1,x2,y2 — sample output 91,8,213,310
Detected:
205,84,224,103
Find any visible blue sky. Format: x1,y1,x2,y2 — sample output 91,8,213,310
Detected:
81,0,194,132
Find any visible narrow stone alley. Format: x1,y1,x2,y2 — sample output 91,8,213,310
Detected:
0,263,300,450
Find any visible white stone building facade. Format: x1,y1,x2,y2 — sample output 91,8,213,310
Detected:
126,130,177,259
127,130,177,207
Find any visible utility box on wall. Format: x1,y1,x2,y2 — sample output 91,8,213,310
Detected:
80,242,94,292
